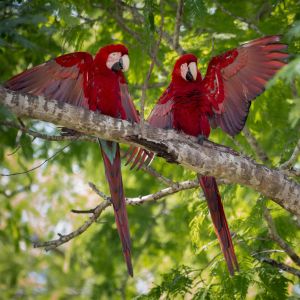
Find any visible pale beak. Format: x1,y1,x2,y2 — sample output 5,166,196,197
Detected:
188,62,197,81
121,54,129,72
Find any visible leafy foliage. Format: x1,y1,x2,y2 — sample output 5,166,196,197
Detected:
0,0,300,299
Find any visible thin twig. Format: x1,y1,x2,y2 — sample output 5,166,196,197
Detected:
88,182,111,201
173,0,184,51
141,165,175,186
140,1,164,136
0,184,31,198
111,0,168,77
33,200,110,251
7,145,21,156
229,137,251,159
243,127,269,163
280,139,300,170
213,0,263,35
131,82,166,89
0,142,74,176
211,36,215,58
0,121,96,143
126,179,199,205
34,179,200,250
255,256,300,278
122,0,185,55
263,206,300,266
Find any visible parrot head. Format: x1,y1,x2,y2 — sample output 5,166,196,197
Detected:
172,54,200,83
95,44,130,73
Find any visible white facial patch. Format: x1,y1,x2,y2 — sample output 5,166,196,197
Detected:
180,63,188,80
106,52,122,69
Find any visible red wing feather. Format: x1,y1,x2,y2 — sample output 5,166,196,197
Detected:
147,98,174,130
203,35,288,136
124,96,174,168
120,82,140,123
5,52,93,109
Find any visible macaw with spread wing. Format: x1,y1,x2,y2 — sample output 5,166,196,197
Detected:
126,35,288,275
5,44,140,276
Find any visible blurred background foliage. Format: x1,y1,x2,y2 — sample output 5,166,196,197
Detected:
0,0,300,299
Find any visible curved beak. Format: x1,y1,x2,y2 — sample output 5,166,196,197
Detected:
186,62,197,81
121,54,129,72
111,54,130,72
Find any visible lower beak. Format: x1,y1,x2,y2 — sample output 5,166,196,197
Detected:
186,70,194,81
112,58,123,72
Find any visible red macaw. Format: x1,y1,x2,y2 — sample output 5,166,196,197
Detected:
126,35,288,275
5,44,140,276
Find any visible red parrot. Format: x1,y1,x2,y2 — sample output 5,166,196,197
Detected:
5,44,140,276
126,35,288,275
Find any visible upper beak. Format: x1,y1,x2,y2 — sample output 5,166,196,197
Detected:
186,62,197,81
121,54,129,72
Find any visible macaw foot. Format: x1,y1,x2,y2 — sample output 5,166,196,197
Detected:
197,134,208,145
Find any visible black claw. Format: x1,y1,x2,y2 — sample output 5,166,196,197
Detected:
197,135,207,145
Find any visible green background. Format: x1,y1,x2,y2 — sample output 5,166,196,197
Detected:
0,0,300,299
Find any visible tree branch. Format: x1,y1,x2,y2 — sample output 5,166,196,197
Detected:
140,1,164,135
111,0,168,77
141,165,175,186
280,139,300,170
0,142,73,176
255,256,300,278
33,200,111,250
173,0,184,51
34,179,200,250
0,120,174,185
1,86,300,217
120,0,185,55
263,206,300,266
213,0,263,35
243,127,269,163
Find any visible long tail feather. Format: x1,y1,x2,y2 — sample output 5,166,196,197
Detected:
99,139,133,276
198,175,238,275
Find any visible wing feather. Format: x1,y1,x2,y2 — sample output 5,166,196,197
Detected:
5,52,93,109
124,88,174,168
203,35,288,136
119,82,140,123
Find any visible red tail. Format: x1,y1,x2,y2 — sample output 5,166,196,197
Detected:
198,175,238,275
99,140,133,276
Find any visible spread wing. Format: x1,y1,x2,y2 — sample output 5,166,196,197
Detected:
124,87,175,169
202,35,288,136
119,82,140,123
5,52,94,109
